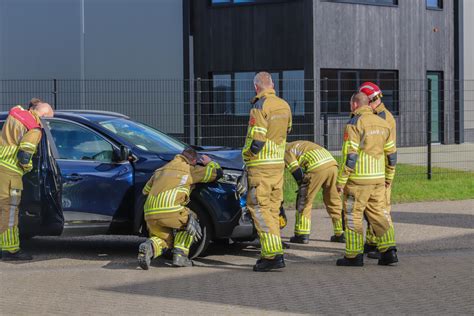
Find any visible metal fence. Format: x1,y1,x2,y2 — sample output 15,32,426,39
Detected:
1,78,473,178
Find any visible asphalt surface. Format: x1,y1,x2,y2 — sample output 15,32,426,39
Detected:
1,200,473,315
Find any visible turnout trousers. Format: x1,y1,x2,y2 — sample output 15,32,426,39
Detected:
0,172,22,253
365,185,392,246
246,166,284,259
145,208,194,258
343,181,396,258
295,166,343,237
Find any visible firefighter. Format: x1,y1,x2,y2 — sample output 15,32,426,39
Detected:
336,92,398,267
359,82,397,259
0,100,54,261
285,140,344,244
137,147,223,270
242,72,292,272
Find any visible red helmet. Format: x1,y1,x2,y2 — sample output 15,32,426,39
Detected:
358,82,383,102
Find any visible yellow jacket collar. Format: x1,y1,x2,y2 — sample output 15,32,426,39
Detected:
374,103,387,114
354,106,373,116
251,89,276,104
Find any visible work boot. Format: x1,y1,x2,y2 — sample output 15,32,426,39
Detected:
1,250,33,261
330,234,345,243
364,243,377,254
336,254,364,267
378,247,398,266
367,249,381,259
253,254,285,272
289,235,309,244
138,240,155,270
172,253,193,267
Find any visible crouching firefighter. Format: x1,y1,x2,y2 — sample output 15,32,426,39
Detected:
336,93,398,267
0,100,54,261
137,148,223,269
285,141,344,244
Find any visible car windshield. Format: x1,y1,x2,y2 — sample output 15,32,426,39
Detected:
99,118,186,153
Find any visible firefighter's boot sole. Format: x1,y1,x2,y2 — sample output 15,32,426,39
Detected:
336,254,364,267
138,241,154,270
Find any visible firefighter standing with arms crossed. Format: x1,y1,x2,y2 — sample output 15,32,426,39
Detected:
0,99,54,261
285,140,344,244
137,147,223,269
358,82,397,259
242,72,292,272
336,92,398,266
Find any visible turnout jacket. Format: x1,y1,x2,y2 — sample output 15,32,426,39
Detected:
0,106,42,176
374,103,396,142
142,154,222,218
285,141,337,174
337,106,397,186
242,89,292,168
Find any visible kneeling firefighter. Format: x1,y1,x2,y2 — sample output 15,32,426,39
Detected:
137,147,222,269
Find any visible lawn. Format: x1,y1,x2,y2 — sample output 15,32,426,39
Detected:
283,163,474,208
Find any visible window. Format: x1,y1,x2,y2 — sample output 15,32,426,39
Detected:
326,0,397,6
320,69,399,115
211,0,286,5
426,0,442,10
99,118,186,154
211,70,304,116
48,120,114,162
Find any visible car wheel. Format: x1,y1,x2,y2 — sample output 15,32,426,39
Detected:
188,202,213,259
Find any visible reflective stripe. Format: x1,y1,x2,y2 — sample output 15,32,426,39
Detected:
298,148,336,172
345,228,363,257
377,225,396,252
144,187,190,215
333,218,344,235
259,232,283,258
286,160,299,170
243,139,285,167
345,195,355,230
0,145,23,175
9,190,20,228
249,187,269,232
294,212,311,235
384,141,395,150
19,142,37,152
0,227,20,252
174,231,194,255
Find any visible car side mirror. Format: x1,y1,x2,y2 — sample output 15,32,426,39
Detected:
113,145,131,162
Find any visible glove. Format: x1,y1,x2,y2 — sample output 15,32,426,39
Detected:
236,168,248,197
186,214,203,242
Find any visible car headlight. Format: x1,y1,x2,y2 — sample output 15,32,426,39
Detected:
218,169,242,185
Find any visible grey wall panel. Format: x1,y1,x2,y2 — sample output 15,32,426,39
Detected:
463,0,474,136
0,0,185,134
0,0,81,79
313,0,456,147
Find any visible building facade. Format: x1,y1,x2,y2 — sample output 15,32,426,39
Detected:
190,0,459,148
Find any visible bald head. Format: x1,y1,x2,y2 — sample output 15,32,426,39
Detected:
32,102,54,118
350,92,369,112
253,72,274,94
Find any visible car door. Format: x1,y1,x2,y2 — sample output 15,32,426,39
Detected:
46,118,134,228
0,118,64,237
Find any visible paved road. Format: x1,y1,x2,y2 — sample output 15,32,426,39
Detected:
1,200,473,315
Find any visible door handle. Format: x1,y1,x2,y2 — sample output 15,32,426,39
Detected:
64,174,83,182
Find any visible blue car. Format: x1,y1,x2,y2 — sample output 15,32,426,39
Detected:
0,110,255,257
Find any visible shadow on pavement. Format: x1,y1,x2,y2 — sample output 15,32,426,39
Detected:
392,211,474,229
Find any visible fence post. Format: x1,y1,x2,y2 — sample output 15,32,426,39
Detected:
52,79,58,110
427,78,432,180
322,77,329,149
196,77,202,146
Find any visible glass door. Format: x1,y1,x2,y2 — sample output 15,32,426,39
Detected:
427,72,444,143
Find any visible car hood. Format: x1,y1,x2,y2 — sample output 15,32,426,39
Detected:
157,146,244,170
